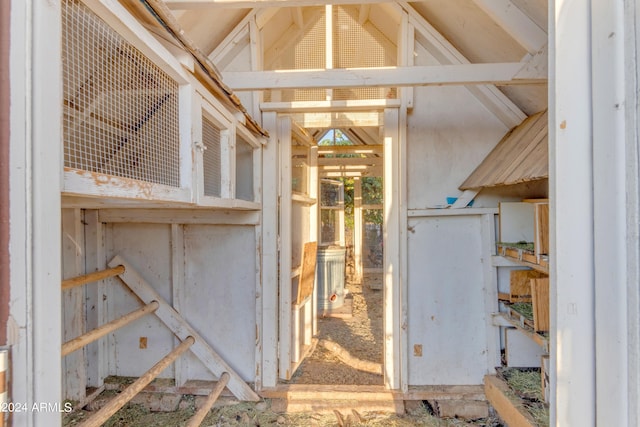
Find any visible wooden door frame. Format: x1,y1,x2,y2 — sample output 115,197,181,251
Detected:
261,105,405,390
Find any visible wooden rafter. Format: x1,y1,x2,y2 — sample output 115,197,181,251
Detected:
471,0,547,53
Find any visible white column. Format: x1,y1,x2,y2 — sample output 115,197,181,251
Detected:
260,111,279,388
278,117,293,379
624,3,640,426
551,0,595,425
592,1,628,426
10,1,62,425
383,108,400,389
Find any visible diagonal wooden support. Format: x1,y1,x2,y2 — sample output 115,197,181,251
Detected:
109,255,260,401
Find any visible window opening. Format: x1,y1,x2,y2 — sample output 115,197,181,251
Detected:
62,0,180,187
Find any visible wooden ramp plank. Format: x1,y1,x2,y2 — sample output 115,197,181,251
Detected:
484,375,538,427
109,255,260,402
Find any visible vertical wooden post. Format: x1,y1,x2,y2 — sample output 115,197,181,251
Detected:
261,111,279,388
62,208,87,400
278,116,293,379
353,176,363,283
383,107,400,390
84,210,107,388
591,1,628,425
171,224,188,386
552,1,595,425
309,145,319,336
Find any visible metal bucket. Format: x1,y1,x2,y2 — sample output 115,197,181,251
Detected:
316,247,346,311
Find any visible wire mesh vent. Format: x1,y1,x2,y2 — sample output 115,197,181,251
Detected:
202,116,222,197
333,6,396,101
235,135,254,201
264,8,326,102
263,5,396,102
62,0,181,187
292,146,309,194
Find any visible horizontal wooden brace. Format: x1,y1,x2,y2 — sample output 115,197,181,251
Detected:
318,145,383,155
98,209,260,225
318,157,382,167
223,63,547,91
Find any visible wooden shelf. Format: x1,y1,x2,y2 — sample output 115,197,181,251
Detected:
500,311,549,353
497,244,549,274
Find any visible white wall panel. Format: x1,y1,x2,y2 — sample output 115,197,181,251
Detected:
407,215,489,385
106,223,176,378
407,43,508,209
182,225,257,381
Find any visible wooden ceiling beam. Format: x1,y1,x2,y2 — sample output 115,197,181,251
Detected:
165,0,394,9
317,145,383,155
471,0,547,54
222,63,546,90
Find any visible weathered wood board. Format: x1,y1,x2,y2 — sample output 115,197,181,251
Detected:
510,269,546,302
534,202,549,255
295,242,317,305
531,278,550,332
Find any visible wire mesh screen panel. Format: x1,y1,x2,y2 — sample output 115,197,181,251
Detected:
292,146,309,194
332,6,397,101
235,134,254,201
263,8,326,102
363,208,383,269
62,0,180,187
319,180,344,246
202,116,222,197
320,209,341,246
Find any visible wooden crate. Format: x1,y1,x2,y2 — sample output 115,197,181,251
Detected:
531,278,550,332
510,270,546,302
499,199,549,262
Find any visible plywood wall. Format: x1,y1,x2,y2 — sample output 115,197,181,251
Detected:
58,217,260,388
407,215,490,385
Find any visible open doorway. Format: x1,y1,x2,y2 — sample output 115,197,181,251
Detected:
287,127,385,386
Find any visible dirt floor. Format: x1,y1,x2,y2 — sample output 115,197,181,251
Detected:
287,273,384,385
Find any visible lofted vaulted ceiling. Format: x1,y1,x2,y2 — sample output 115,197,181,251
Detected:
127,0,548,140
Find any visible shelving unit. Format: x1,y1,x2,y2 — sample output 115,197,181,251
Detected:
490,198,550,426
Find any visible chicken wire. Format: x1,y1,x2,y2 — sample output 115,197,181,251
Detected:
62,0,180,187
332,6,397,101
263,5,396,102
235,134,254,201
202,116,222,197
